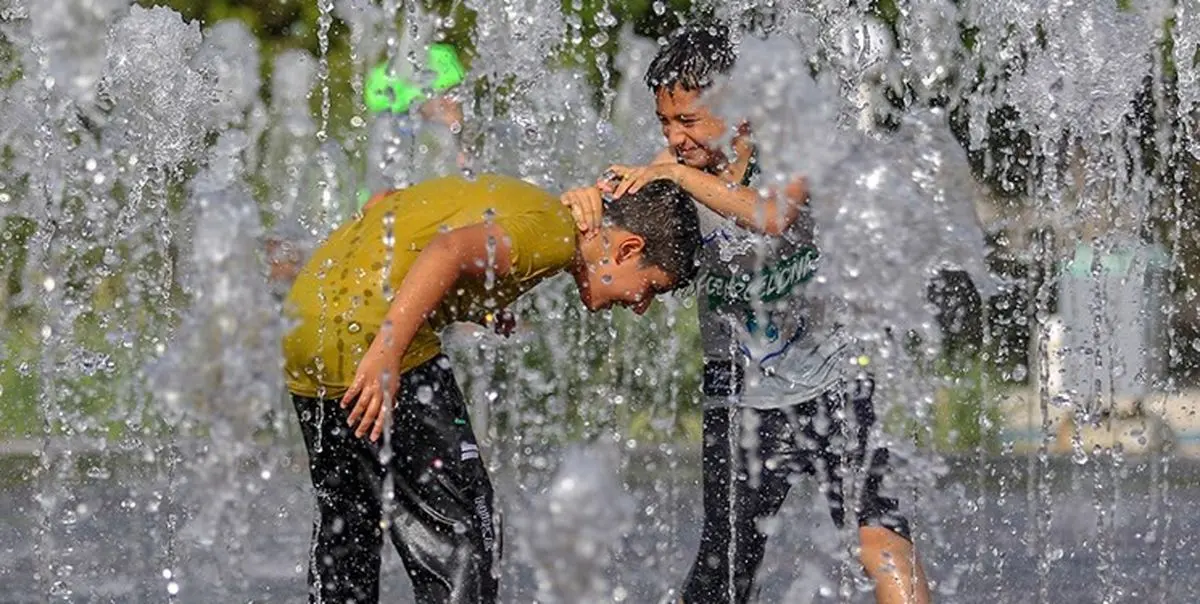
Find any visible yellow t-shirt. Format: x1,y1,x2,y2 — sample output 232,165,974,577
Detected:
282,174,576,398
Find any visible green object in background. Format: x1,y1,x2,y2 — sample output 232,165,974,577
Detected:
363,43,465,114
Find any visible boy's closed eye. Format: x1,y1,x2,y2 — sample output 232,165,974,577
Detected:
657,113,698,125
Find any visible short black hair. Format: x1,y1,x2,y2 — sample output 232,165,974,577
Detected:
644,22,737,93
605,180,701,289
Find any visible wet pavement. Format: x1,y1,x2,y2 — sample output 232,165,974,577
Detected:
2,437,1199,603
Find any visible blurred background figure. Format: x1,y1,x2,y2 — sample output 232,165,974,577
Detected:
360,39,471,202
264,14,471,295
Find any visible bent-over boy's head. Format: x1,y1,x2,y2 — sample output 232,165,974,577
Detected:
572,180,701,314
644,23,739,170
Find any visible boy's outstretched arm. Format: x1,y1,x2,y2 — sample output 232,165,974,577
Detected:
341,222,513,441
607,150,808,236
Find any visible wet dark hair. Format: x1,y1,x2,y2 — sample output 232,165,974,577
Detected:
644,22,737,93
605,180,702,288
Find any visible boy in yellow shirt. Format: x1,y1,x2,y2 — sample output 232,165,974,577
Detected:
282,173,701,604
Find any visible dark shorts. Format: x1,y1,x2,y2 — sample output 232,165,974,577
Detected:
682,369,910,604
292,355,500,604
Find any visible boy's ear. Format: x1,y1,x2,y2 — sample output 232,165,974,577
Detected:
615,234,646,265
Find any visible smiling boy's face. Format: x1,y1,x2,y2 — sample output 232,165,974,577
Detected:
655,84,729,170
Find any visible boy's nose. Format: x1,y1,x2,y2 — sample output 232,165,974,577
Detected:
664,124,688,147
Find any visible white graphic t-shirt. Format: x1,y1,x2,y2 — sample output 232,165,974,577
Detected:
696,154,849,409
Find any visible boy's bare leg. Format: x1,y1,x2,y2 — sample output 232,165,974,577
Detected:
673,525,932,604
859,526,932,604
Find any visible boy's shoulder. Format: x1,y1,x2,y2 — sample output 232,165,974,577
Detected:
469,175,576,277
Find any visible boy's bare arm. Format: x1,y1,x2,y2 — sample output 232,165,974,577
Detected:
674,167,806,235
342,222,514,441
612,148,809,236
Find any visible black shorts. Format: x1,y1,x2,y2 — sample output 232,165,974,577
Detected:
682,370,910,604
292,355,500,604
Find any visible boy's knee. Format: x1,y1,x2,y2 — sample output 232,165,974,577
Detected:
857,525,915,567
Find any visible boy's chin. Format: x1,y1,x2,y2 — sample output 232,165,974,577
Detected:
574,281,598,311
579,294,606,312
576,289,612,312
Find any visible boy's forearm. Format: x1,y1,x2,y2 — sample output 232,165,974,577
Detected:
674,167,799,235
377,238,463,363
377,224,514,361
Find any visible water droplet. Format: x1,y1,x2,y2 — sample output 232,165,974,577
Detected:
350,115,364,128
652,1,665,15
347,322,361,333
417,385,433,404
84,158,97,171
167,581,179,595
49,581,70,596
43,277,56,292
1072,448,1088,465
60,510,78,525
601,275,613,284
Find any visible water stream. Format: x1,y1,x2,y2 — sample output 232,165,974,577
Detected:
0,0,1198,602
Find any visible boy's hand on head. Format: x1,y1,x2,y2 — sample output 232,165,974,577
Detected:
341,327,405,442
560,186,605,237
606,164,683,199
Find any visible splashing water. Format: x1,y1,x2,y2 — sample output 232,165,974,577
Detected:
101,6,211,169
1,0,1199,601
711,35,992,350
516,444,635,604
